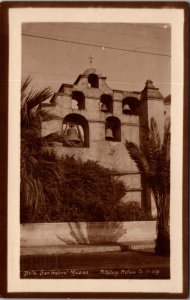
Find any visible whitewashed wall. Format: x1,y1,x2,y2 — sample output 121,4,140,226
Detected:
21,221,156,255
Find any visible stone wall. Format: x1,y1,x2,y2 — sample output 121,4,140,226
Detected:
40,69,169,214
41,89,142,203
21,221,156,252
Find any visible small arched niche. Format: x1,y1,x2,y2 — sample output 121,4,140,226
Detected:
72,91,85,110
88,73,99,88
62,113,89,148
100,94,113,113
105,116,121,142
122,97,139,114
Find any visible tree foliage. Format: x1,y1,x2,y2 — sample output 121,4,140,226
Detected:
21,77,62,222
126,118,170,256
20,77,149,223
56,156,127,222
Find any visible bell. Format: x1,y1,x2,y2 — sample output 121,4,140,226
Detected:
105,128,114,140
66,127,81,143
123,103,131,113
101,103,108,112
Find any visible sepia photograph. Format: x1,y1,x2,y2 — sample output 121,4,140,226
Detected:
4,4,187,297
20,22,171,280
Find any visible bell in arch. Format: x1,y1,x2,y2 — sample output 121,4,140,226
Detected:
101,103,108,112
105,128,114,140
123,103,131,113
66,125,81,143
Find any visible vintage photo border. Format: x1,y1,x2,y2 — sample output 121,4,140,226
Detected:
0,1,188,298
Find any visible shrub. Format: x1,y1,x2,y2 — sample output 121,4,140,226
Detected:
21,155,127,222
57,156,127,222
115,201,148,221
21,155,150,222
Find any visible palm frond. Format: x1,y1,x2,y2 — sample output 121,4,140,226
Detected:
38,110,61,122
37,160,62,186
126,117,171,249
21,77,53,128
21,76,32,102
39,148,58,162
20,77,62,222
161,118,171,161
125,141,150,181
21,154,38,175
26,88,52,110
140,119,162,177
21,172,45,216
149,118,161,151
126,119,170,190
41,131,64,144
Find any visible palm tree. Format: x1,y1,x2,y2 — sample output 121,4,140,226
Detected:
125,118,170,256
21,77,62,222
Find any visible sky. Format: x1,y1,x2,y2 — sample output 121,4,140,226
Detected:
22,23,171,97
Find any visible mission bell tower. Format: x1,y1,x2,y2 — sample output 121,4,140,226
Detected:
40,68,170,216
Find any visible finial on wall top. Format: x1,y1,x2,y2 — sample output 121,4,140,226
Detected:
88,55,94,68
145,79,156,89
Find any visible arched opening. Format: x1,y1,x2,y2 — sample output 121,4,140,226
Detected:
72,91,85,110
122,97,139,115
71,99,78,109
100,94,113,113
88,73,99,88
105,116,121,142
62,114,89,148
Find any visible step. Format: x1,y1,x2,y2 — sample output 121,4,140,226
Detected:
21,240,155,256
21,245,121,256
